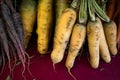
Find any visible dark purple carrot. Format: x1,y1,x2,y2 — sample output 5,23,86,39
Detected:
0,18,11,74
4,0,24,49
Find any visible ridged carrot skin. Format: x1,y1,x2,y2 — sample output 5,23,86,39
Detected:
36,0,53,54
65,23,86,69
20,0,36,49
51,8,76,64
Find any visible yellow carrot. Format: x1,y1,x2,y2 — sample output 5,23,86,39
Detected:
20,0,36,48
51,0,78,65
65,23,86,70
65,0,87,71
51,8,76,65
97,18,111,63
87,20,100,69
36,0,53,54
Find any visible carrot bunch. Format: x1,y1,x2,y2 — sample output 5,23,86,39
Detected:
50,0,118,75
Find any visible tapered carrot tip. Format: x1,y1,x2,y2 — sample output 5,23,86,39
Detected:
68,68,77,80
52,62,57,73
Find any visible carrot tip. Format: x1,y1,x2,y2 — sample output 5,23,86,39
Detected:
52,62,56,73
68,68,77,80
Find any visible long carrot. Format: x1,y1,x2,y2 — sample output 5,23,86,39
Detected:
97,17,111,63
87,0,102,69
65,0,87,79
51,0,77,67
36,0,53,54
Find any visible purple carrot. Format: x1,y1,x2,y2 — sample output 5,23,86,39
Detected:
4,0,24,49
0,18,11,74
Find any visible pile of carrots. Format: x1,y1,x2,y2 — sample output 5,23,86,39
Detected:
0,0,120,79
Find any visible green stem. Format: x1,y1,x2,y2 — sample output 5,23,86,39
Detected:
88,0,96,21
100,0,107,11
91,0,110,22
79,0,88,24
70,0,79,9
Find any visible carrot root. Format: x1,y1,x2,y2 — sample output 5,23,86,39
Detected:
68,68,77,80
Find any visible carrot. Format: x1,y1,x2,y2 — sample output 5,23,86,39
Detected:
65,0,87,79
97,17,111,63
87,20,101,69
65,24,86,69
36,0,53,54
103,20,117,55
87,0,102,69
51,0,77,66
20,0,36,49
0,18,11,74
66,24,86,79
106,0,117,19
12,13,24,49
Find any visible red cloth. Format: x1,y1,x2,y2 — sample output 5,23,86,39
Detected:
0,46,120,80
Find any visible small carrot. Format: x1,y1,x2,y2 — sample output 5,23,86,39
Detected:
103,20,117,55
